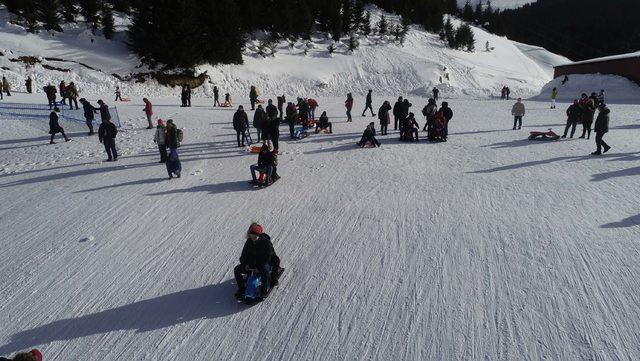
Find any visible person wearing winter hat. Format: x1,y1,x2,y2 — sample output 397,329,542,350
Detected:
153,118,168,163
0,349,43,361
233,223,281,299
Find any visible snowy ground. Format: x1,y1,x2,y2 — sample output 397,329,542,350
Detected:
1,92,640,360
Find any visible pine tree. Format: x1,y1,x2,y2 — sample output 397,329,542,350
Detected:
38,0,63,32
484,1,494,25
377,15,388,35
2,0,23,15
474,1,483,24
341,0,353,34
60,0,77,23
361,10,371,36
101,2,115,39
21,0,39,32
443,17,455,48
462,1,474,22
348,33,359,52
454,23,475,51
327,0,343,41
80,0,100,31
351,0,365,32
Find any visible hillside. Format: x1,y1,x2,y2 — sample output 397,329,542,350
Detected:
0,8,566,100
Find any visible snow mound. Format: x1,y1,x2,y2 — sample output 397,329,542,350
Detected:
533,74,640,104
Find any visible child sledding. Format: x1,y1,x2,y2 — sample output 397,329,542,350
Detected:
357,122,381,148
249,144,280,187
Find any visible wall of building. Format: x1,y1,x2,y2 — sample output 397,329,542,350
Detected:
554,58,640,84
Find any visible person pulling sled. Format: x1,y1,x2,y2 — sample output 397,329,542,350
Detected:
234,223,284,304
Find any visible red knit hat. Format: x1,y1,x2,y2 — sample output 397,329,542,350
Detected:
247,223,264,236
29,349,43,361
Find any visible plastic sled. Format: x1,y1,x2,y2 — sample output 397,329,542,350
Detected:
249,145,262,153
293,127,308,140
529,129,560,141
237,268,285,305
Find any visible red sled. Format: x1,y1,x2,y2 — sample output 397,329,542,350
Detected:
529,129,560,141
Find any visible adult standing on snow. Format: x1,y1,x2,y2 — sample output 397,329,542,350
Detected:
48,107,70,144
2,76,11,97
153,119,168,163
597,89,605,106
115,86,122,101
308,98,318,120
97,99,111,123
143,98,154,129
421,98,437,135
432,87,439,102
233,223,281,298
393,96,403,130
362,89,375,117
399,98,412,132
185,85,192,107
253,104,267,141
551,87,558,109
98,113,118,161
592,103,611,155
439,101,454,141
562,99,581,139
578,93,595,139
286,102,298,139
511,98,525,130
213,85,220,107
277,95,286,120
249,85,259,111
165,119,182,178
44,83,57,109
378,101,391,135
297,98,309,126
25,76,33,94
59,80,67,105
67,82,79,109
80,98,98,135
345,93,354,122
233,105,249,147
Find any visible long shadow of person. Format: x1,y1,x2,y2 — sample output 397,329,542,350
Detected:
0,279,241,356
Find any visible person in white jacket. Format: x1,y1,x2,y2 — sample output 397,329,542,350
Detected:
511,98,525,130
153,119,168,163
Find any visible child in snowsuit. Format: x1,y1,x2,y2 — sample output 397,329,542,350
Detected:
233,223,282,298
358,122,380,147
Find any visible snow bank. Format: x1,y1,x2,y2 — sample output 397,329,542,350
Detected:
533,74,640,104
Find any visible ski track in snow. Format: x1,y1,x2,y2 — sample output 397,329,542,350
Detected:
1,93,640,360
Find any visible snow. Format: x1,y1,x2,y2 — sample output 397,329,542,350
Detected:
2,92,640,360
0,8,564,101
533,74,640,104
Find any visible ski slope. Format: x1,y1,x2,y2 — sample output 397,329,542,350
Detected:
1,93,640,360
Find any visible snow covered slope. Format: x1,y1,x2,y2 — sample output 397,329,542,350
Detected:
0,8,566,100
2,93,640,360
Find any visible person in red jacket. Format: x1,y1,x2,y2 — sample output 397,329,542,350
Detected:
143,98,153,129
345,93,354,122
0,349,42,361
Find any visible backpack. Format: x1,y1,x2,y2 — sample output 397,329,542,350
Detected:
176,128,184,146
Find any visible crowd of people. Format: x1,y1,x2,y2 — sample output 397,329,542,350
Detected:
513,88,611,155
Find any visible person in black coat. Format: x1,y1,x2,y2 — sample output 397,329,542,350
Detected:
362,89,375,117
562,100,581,138
253,105,266,141
378,101,392,135
315,111,332,133
392,96,403,130
233,106,249,147
97,99,111,122
357,122,380,147
399,98,412,132
250,144,278,183
165,119,182,178
592,104,611,155
297,98,309,126
265,99,278,120
98,116,118,161
233,223,281,297
213,85,220,107
439,101,453,141
48,107,69,144
266,100,280,151
80,98,98,135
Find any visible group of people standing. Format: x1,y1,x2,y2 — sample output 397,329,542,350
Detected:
356,93,454,147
